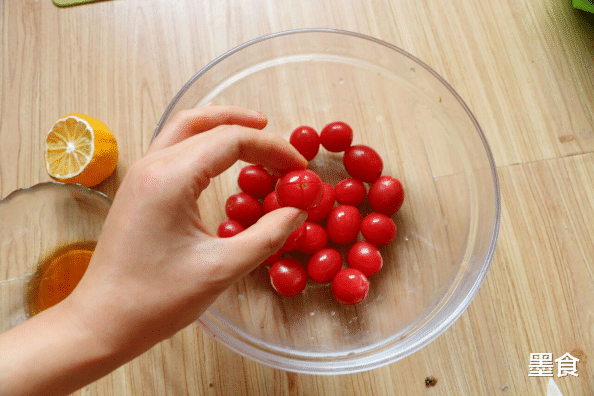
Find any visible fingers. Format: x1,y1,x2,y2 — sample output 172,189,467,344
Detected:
193,128,307,187
166,125,307,193
216,207,308,278
148,105,268,155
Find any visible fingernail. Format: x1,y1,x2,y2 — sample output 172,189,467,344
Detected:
296,209,308,223
253,110,267,119
288,208,308,231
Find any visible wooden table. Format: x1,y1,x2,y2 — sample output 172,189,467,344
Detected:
1,0,593,394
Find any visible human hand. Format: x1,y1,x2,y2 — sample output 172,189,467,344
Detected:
0,105,310,396
68,105,308,359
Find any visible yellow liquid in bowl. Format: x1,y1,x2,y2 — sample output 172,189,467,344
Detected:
26,241,96,316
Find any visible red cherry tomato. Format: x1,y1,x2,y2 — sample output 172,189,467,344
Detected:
361,213,396,246
281,222,306,252
290,126,320,161
332,268,369,305
307,248,342,283
216,219,245,238
326,205,361,245
263,191,282,214
347,241,383,277
237,164,275,198
307,182,335,222
261,250,283,266
368,176,404,216
334,178,367,206
343,145,383,183
320,121,353,152
276,169,323,210
225,192,263,227
299,221,328,254
269,258,307,297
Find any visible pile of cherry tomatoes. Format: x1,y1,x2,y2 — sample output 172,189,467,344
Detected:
218,122,404,305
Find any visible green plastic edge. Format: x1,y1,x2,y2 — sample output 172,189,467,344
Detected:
573,0,594,13
52,0,104,7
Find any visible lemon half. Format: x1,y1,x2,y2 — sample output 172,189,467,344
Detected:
45,114,118,187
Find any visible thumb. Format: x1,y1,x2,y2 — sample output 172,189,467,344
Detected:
217,207,307,276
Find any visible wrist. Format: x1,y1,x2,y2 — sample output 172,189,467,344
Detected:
66,277,162,364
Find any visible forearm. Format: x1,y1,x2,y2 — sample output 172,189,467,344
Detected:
0,298,122,396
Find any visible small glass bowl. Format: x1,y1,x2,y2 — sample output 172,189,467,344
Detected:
0,182,112,331
153,29,500,374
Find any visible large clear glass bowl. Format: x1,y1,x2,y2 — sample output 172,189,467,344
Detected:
153,29,500,374
0,182,112,332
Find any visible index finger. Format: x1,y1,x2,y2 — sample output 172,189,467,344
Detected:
186,126,308,192
148,105,268,155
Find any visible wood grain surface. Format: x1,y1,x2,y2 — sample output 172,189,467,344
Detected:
1,0,593,394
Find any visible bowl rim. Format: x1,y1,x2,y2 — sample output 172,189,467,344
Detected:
0,181,113,205
154,28,501,374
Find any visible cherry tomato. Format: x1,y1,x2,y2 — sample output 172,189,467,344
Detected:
334,178,367,206
269,258,307,297
261,250,283,267
343,145,383,183
289,126,320,161
307,248,342,283
307,182,335,222
299,221,328,254
361,212,396,246
326,205,361,245
225,192,263,227
367,176,404,216
237,164,275,198
347,241,383,277
263,191,282,214
281,222,306,252
216,219,245,238
320,121,353,152
276,169,323,210
332,268,369,305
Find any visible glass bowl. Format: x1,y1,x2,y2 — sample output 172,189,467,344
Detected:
153,29,500,374
0,182,112,332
